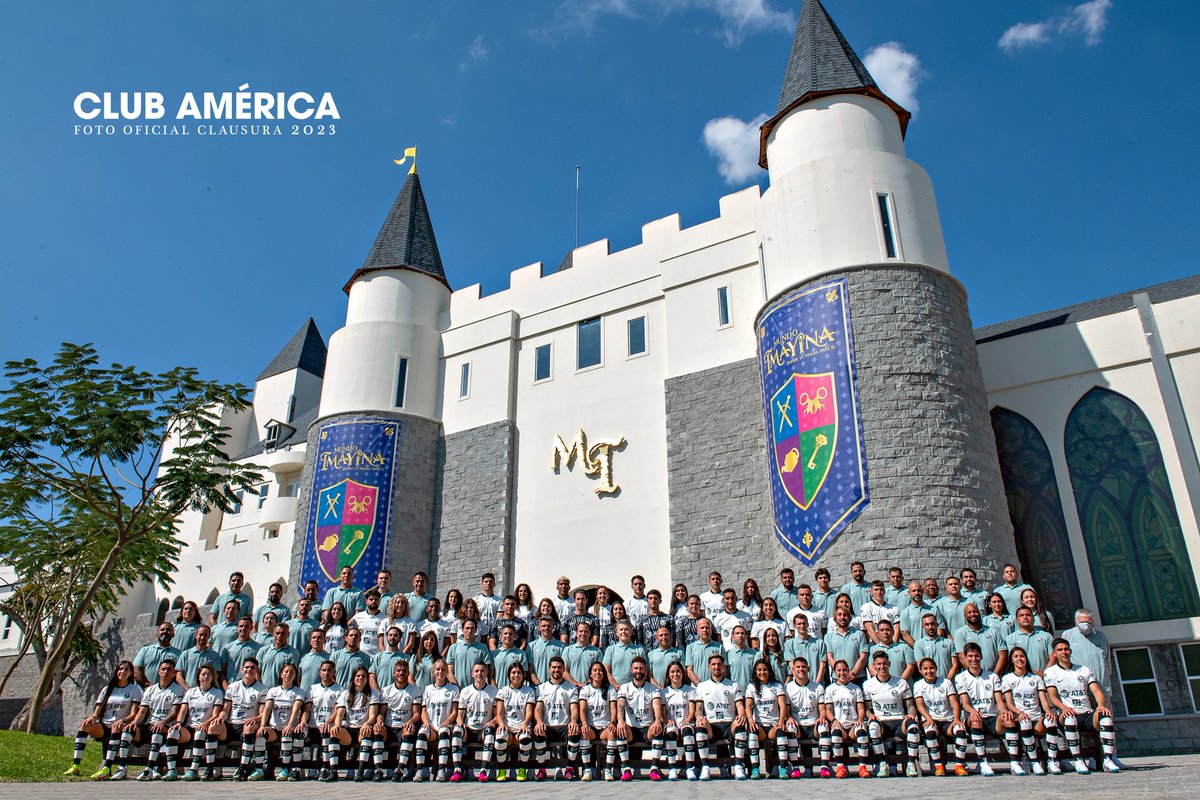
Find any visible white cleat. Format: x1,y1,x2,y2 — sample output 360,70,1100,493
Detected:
1010,761,1026,776
733,764,747,780
1072,758,1090,775
979,761,995,777
1030,761,1046,776
1102,757,1121,774
698,765,711,781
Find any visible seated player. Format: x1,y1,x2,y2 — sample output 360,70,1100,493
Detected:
377,659,421,781
170,663,224,781
1002,645,1060,775
861,650,921,778
303,660,342,781
418,658,461,782
214,657,267,782
744,658,787,780
1044,637,1123,775
533,655,581,780
130,660,185,781
657,661,698,781
694,653,749,781
953,641,1006,776
494,662,537,782
258,662,306,781
577,661,617,782
912,656,968,776
822,659,868,779
329,666,381,782
612,655,659,781
456,661,499,782
782,656,829,778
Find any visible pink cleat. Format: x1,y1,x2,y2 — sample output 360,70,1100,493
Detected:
649,768,662,781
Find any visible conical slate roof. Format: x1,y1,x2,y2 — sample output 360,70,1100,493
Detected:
758,0,910,168
344,171,448,292
258,318,327,381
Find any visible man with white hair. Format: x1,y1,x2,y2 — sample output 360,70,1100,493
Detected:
1061,609,1111,697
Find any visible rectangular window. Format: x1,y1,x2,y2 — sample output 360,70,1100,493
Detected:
2,617,13,640
717,286,731,328
534,344,552,382
257,483,269,509
459,362,471,399
1182,643,1200,712
878,193,898,259
627,316,647,356
285,394,296,424
281,481,300,498
577,317,602,369
1115,647,1163,716
264,528,280,540
230,491,243,515
394,357,409,408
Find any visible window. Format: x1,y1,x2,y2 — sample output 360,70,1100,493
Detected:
281,481,300,498
264,422,281,451
717,286,731,328
627,316,646,357
230,491,243,515
1114,647,1162,716
257,483,269,509
459,362,471,399
2,616,13,641
577,318,602,370
264,528,280,540
394,357,409,408
285,394,296,424
878,193,898,258
534,344,552,382
1182,643,1200,712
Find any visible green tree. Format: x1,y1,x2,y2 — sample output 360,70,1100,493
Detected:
0,343,261,733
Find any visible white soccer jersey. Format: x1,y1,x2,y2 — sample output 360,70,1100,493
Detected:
913,677,955,722
786,606,828,636
863,676,910,721
324,623,346,653
746,681,784,726
660,684,695,725
859,602,900,628
265,685,305,728
418,618,451,643
338,688,380,728
226,679,265,725
626,596,649,624
751,619,787,644
1044,664,1097,714
785,680,824,726
538,680,578,726
1002,671,1047,717
954,670,1002,717
98,683,143,725
459,683,498,729
617,681,657,728
699,591,724,617
497,684,536,730
474,594,503,627
422,682,460,728
824,681,865,726
140,683,183,724
578,684,614,728
308,682,343,728
350,611,388,657
712,610,752,650
696,679,741,723
379,682,420,727
182,686,223,727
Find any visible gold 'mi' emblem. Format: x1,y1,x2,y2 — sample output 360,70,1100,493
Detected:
552,428,626,495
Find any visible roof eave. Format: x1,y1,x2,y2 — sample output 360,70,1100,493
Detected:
342,263,452,295
758,87,912,169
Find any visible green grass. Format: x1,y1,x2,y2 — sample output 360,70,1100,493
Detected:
0,729,109,782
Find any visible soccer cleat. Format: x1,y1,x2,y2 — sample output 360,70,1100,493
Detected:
182,769,198,781
1046,759,1062,775
64,764,81,777
1010,761,1026,776
877,761,889,777
137,768,155,781
1102,757,1121,774
1031,761,1046,776
412,768,426,782
620,768,633,781
1072,758,1090,775
979,761,995,777
649,767,662,781
1087,757,1097,771
233,767,248,782
248,768,265,781
858,764,872,778
162,770,179,781
667,768,680,780
934,764,946,776
436,768,449,782
563,767,576,780
820,765,832,778
111,767,128,781
582,768,594,782
477,768,490,782
834,765,848,779
686,767,698,781
749,767,762,780
450,768,463,782
496,768,508,782
733,764,748,780
954,763,969,777
373,770,384,782
604,768,615,781
791,766,805,779
906,761,919,778
516,767,528,781
90,765,111,781
290,770,304,781
534,768,547,782
778,765,790,779
699,765,712,781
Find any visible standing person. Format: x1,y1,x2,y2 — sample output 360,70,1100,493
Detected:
254,582,292,626
455,662,499,782
288,599,318,656
694,654,748,781
217,658,267,782
787,583,828,637
657,661,698,780
564,622,602,687
782,657,829,778
529,617,566,685
935,576,970,636
322,602,350,653
530,597,563,640
254,612,279,647
1044,638,1123,774
370,625,408,692
257,662,306,781
332,627,371,688
725,626,758,691
577,661,618,782
1006,607,1055,675
1017,588,1055,634
407,630,443,692
885,567,909,610
750,597,786,650
349,589,388,658
494,662,537,782
417,597,453,652
924,577,941,606
670,583,690,617
382,595,415,653
898,581,944,647
861,651,921,777
298,629,331,691
603,621,647,687
170,663,224,781
258,622,301,689
322,566,364,622
636,589,675,647
330,666,382,782
739,579,764,618
743,658,788,780
134,622,181,687
684,618,722,686
859,581,899,645
562,589,599,645
473,572,503,635
377,660,421,782
490,624,530,687
72,661,142,780
758,628,789,684
783,615,827,684
417,659,461,782
292,581,321,619
912,657,968,776
173,602,203,651
491,595,528,649
613,656,664,780
873,620,916,682
405,572,436,622
593,588,617,647
210,572,252,624
812,568,837,618
822,660,868,779
457,598,484,644
954,602,1008,674
953,642,1006,776
446,619,491,688
960,568,990,610
441,588,464,632
129,660,185,781
373,569,395,609
222,616,262,684
305,661,344,782
626,575,649,625
712,588,752,650
514,584,536,620
993,563,1032,617
1002,646,1060,776
552,576,574,620
982,593,1015,640
771,568,799,615
1061,608,1112,697
646,626,684,688
699,572,725,618
533,656,581,780
824,606,869,683
674,594,705,649
839,561,871,614
177,624,225,690
913,613,958,681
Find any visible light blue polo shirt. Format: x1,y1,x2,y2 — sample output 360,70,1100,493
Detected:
602,642,647,684
913,634,956,679
952,624,1006,672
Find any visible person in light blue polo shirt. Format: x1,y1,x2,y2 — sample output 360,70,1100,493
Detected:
133,622,181,687
934,576,970,635
563,621,602,686
222,616,261,682
823,607,869,681
177,624,225,688
899,582,945,647
1005,606,1053,674
952,602,1007,673
782,614,827,684
404,571,436,622
885,567,910,610
912,613,957,680
645,625,684,687
874,620,915,682
838,561,871,614
602,620,646,686
528,617,566,684
1061,608,1112,696
257,622,300,688
208,571,252,625
812,568,838,618
770,568,800,615
298,628,330,690
992,563,1032,617
253,582,291,627
288,599,318,655
958,568,990,610
321,566,365,622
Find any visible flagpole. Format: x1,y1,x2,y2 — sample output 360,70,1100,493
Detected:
575,164,580,249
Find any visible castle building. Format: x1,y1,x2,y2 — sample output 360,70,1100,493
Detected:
11,0,1195,748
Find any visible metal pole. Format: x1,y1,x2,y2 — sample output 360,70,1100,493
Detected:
575,164,580,248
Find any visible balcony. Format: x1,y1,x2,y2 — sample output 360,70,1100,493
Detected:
254,448,306,475
258,496,299,529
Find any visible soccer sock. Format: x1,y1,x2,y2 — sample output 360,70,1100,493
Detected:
1063,716,1081,757
682,728,696,766
438,730,451,767
776,734,789,767
924,726,942,765
1099,715,1116,757
867,720,884,758
280,735,293,766
148,731,164,769
73,731,89,765
482,729,496,767
103,733,119,766
205,733,219,766
905,721,921,762
1018,718,1038,761
1004,729,1021,760
494,733,509,765
327,738,341,770
696,728,711,763
451,727,464,768
818,724,832,764
578,736,591,766
358,738,373,770
747,730,759,765
118,730,133,766
240,731,255,767
517,733,533,763
649,736,664,769
606,740,619,767
733,728,747,760
1044,720,1060,761
970,725,986,760
253,732,266,768
830,727,844,764
164,728,181,771
371,736,385,767
192,731,206,770
616,737,630,765
399,734,416,770
953,727,968,762
567,735,581,764
534,735,548,764
414,733,428,767
855,727,869,762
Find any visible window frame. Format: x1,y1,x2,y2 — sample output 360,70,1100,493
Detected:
876,191,900,260
394,355,409,409
716,285,732,329
256,483,270,510
1181,643,1200,713
1113,646,1164,717
576,317,603,372
627,315,648,359
458,361,471,400
533,343,553,384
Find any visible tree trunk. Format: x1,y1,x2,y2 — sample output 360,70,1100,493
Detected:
26,542,125,734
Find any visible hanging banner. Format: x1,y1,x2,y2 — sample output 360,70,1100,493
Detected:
300,418,400,594
756,278,868,565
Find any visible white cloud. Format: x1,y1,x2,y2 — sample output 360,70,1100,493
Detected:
532,0,791,45
703,113,769,185
863,42,924,114
694,0,794,45
999,0,1111,53
458,34,490,73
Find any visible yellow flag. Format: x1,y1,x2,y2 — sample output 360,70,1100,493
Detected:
393,146,417,174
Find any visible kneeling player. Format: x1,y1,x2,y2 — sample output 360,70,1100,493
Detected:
862,651,921,777
744,658,787,779
783,656,829,778
378,660,421,781
912,657,968,776
418,659,461,781
822,660,869,778
694,653,749,780
1044,637,1122,774
456,662,499,782
954,642,1005,776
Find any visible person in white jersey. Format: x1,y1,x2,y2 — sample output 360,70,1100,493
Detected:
743,657,788,780
170,663,224,781
821,659,868,779
218,658,267,782
953,641,1006,776
494,661,536,782
861,650,921,778
330,665,381,782
417,658,461,782
694,653,749,780
534,655,581,781
782,656,829,778
257,662,306,781
376,659,421,782
577,660,617,782
303,660,342,781
657,660,698,781
456,661,499,782
912,656,968,776
1044,637,1123,774
130,659,185,781
1001,645,1060,775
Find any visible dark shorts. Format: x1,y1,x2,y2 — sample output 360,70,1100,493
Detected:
1072,711,1101,732
971,716,1001,737
464,726,493,745
707,721,733,740
794,722,823,741
542,725,570,743
625,726,650,745
872,719,911,738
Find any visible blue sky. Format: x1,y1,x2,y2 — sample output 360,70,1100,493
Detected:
1,1,1196,384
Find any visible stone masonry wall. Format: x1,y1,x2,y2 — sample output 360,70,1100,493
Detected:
290,412,441,592
666,264,1019,590
430,421,516,596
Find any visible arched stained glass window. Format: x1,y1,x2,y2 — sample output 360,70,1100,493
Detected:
991,408,1083,625
1065,388,1199,625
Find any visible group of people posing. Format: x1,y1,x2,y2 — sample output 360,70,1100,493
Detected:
66,560,1123,782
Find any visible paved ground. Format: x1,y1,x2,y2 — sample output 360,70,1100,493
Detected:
14,755,1200,798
